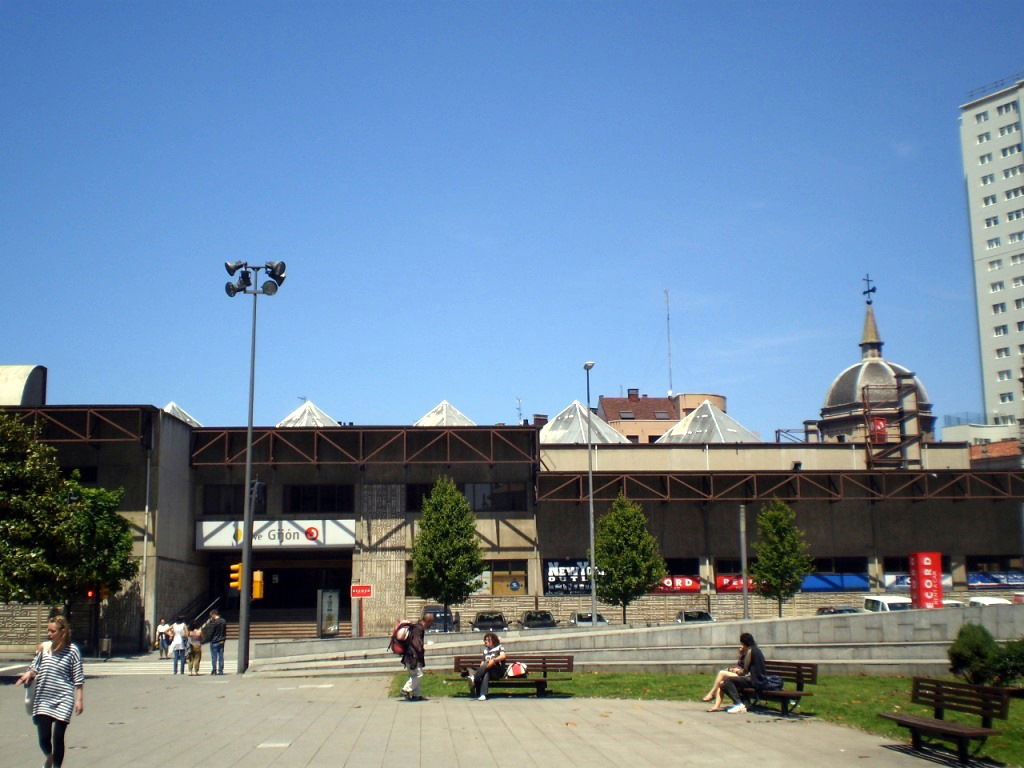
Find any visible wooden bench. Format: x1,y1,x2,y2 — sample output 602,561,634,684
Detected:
738,660,818,716
448,654,574,697
878,677,1010,764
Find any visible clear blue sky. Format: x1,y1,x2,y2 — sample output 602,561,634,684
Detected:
3,2,1021,436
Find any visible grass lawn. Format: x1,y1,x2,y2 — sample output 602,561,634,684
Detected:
393,671,1024,767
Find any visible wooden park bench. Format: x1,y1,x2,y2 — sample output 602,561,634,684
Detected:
738,660,818,716
878,677,1010,764
449,654,574,697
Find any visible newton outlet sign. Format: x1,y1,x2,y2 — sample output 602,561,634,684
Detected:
197,518,356,549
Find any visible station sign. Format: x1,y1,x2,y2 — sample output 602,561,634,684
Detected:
197,518,356,549
351,584,373,599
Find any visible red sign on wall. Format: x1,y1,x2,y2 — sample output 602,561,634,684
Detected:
909,552,943,608
653,576,702,594
716,575,756,593
350,584,373,599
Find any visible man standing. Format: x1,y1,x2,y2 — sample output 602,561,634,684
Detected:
202,609,227,675
400,612,434,700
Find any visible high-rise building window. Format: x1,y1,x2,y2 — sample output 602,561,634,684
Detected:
993,302,1007,314
996,347,1011,358
988,238,1003,249
989,258,1004,270
1006,186,1024,200
986,216,1000,227
980,153,993,164
1008,209,1024,222
1009,232,1024,243
982,173,996,185
999,392,1015,403
1013,253,1024,265
1018,344,1024,354
1012,276,1024,287
998,370,1012,381
978,132,991,143
983,194,998,205
994,325,1009,336
997,102,1019,116
999,121,1021,136
1006,164,1024,179
991,280,1005,291
1015,298,1024,309
1002,143,1022,157
977,111,990,122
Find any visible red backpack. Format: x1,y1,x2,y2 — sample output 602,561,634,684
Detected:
388,620,415,655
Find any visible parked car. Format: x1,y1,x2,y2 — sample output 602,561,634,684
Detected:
862,595,913,612
519,610,558,629
470,611,509,632
942,599,965,608
968,596,1012,606
568,612,608,627
422,604,460,633
815,606,862,615
674,610,715,623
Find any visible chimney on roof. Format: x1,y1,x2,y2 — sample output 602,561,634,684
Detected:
533,414,548,427
627,388,639,401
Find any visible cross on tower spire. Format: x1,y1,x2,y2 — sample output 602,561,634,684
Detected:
862,274,876,305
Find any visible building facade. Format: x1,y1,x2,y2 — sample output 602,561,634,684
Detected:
960,76,1024,425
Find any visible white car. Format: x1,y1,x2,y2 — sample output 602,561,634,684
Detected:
968,596,1012,606
863,595,913,612
568,612,608,627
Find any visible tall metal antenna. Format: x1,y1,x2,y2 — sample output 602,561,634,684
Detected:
862,274,876,305
665,288,674,396
515,396,523,424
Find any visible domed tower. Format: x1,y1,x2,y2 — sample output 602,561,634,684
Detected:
818,285,935,451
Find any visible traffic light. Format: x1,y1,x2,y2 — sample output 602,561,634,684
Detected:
229,562,243,591
86,588,97,601
252,570,264,599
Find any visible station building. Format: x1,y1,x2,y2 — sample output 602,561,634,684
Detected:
2,304,1023,651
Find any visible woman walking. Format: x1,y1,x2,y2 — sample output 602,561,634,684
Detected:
15,615,85,768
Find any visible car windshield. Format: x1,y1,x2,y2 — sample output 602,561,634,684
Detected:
889,603,912,610
524,612,551,621
476,613,503,622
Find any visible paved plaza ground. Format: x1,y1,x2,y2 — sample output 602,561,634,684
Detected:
0,649,965,768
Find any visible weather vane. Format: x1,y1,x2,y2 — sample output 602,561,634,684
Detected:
862,274,876,305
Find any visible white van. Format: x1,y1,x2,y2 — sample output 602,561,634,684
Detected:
863,595,913,612
968,596,1012,607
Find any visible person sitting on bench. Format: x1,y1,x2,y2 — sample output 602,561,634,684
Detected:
721,632,767,714
467,632,507,701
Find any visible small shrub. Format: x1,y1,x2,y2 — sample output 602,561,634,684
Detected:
993,638,1024,687
948,623,1000,685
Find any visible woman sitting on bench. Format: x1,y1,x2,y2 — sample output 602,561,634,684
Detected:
702,644,745,712
467,632,507,701
721,632,768,714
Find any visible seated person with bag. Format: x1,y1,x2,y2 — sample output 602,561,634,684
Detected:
467,632,507,701
721,632,770,714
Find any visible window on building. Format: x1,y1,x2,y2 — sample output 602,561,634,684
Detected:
1017,320,1024,331
983,194,998,205
1006,186,1024,200
999,121,1021,136
1015,298,1024,310
1002,143,1022,157
976,111,990,122
626,435,639,444
1008,209,1024,222
990,258,1004,270
1009,232,1024,243
1012,276,1024,287
1006,164,1024,179
986,216,1000,227
982,173,996,185
993,302,1007,313
988,237,1003,249
486,559,528,595
980,153,993,164
998,369,1013,381
996,347,1011,357
463,482,528,512
1013,253,1024,264
991,280,1005,291
995,324,1009,336
978,131,991,143
405,483,434,512
653,410,671,420
283,485,354,515
997,102,1020,116
1000,392,1015,403
618,410,635,419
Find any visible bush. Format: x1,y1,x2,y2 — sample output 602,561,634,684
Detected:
992,638,1024,687
948,623,1001,685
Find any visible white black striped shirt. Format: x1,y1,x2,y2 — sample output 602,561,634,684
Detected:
30,643,84,722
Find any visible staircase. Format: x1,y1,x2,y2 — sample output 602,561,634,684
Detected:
222,609,351,640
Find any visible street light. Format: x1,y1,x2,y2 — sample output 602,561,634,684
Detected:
584,361,597,626
224,260,287,673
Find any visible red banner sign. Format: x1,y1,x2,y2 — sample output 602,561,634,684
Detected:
653,576,702,594
350,584,373,599
716,575,756,593
909,552,942,608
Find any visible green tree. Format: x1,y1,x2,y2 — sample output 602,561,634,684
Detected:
749,499,814,617
408,476,484,622
0,413,137,604
594,493,667,623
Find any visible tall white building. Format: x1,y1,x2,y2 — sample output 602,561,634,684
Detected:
960,76,1024,425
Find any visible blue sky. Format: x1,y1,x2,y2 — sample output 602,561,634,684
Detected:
2,2,1021,437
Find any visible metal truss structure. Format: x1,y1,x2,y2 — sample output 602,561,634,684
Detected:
6,406,151,443
538,470,1024,503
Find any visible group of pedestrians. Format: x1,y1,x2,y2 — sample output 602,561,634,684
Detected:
157,610,227,675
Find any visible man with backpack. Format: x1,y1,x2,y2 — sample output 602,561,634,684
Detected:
399,612,434,701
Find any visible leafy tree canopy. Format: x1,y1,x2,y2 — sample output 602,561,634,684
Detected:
408,476,484,614
749,499,814,617
0,413,138,604
594,492,667,623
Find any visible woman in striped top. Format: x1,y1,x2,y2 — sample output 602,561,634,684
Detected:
16,615,85,768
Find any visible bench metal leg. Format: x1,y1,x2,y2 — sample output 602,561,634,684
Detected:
537,682,547,697
957,738,969,765
910,730,922,752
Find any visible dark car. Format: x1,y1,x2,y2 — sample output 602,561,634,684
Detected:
568,612,608,627
674,610,715,623
520,610,557,629
816,605,862,615
422,604,460,632
471,611,509,632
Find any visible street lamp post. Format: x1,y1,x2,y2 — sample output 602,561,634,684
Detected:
224,260,286,674
584,361,597,625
